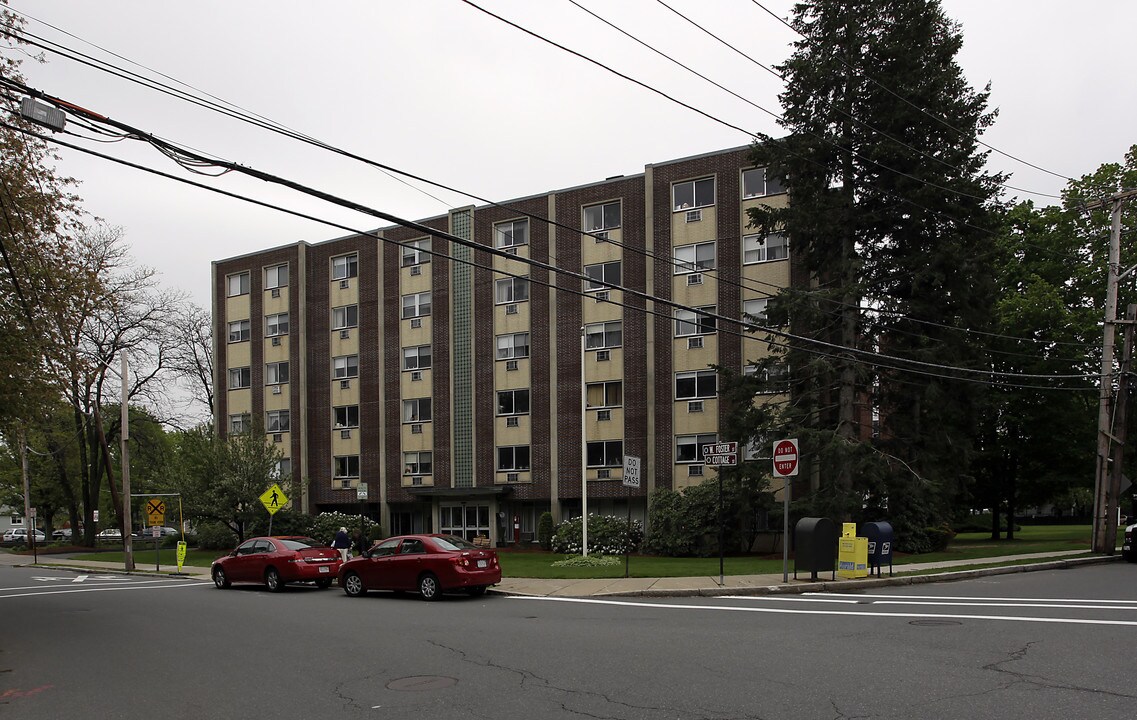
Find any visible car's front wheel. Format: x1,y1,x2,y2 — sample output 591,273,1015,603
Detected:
265,567,285,593
212,567,231,589
418,572,441,601
342,571,366,597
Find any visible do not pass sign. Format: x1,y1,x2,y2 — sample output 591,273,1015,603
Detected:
772,438,799,477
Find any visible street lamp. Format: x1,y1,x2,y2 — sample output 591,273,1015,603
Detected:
580,326,589,557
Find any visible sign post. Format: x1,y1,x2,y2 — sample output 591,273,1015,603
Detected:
146,498,166,571
259,483,288,536
357,483,369,556
772,438,799,582
622,456,641,578
703,442,739,586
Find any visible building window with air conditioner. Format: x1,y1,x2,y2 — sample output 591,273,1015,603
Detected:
227,319,251,344
332,304,358,330
403,451,432,476
494,219,528,249
584,261,621,293
497,445,531,472
333,405,359,429
265,361,289,385
266,410,290,433
673,241,716,274
675,369,717,400
583,200,621,233
331,253,358,281
333,455,360,480
496,332,530,360
332,355,359,380
672,177,715,212
402,292,432,319
586,440,623,468
495,276,530,304
585,381,622,409
403,344,432,371
402,398,432,423
264,263,289,290
401,237,431,267
674,306,717,337
265,312,289,338
497,388,530,416
584,321,622,350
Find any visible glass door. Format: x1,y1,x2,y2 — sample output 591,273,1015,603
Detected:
440,504,491,541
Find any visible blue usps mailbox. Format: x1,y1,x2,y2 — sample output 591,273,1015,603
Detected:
861,521,894,577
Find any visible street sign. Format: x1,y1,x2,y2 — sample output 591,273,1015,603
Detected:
259,483,288,515
29,507,36,518
773,438,799,477
176,541,188,572
146,498,166,526
622,455,642,488
702,442,738,467
357,482,369,501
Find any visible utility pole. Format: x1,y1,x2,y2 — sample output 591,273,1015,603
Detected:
1106,305,1137,550
121,352,134,572
1092,189,1137,553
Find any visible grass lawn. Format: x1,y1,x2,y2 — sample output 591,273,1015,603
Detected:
26,524,1124,579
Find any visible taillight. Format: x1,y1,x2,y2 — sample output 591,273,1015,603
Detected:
452,555,470,567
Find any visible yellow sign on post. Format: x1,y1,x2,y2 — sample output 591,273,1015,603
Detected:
176,541,188,572
259,483,288,515
146,498,166,527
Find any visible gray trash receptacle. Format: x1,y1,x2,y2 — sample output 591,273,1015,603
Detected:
794,517,837,581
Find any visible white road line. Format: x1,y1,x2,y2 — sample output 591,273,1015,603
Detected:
717,596,1137,611
2,579,198,592
803,592,1137,604
509,595,1137,627
0,582,212,599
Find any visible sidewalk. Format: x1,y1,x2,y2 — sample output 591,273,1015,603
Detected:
0,548,1121,597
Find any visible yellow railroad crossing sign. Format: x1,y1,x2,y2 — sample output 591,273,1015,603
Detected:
259,483,288,515
146,498,166,527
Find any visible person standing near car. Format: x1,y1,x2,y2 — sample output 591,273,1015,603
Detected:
332,527,351,562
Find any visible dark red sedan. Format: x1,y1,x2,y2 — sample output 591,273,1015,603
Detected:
338,534,501,600
211,536,342,592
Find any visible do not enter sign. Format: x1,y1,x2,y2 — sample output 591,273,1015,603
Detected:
772,438,799,477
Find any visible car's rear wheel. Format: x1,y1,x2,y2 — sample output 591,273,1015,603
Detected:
265,567,284,593
467,585,487,597
212,567,231,589
343,571,366,597
315,578,333,589
418,572,441,601
1125,549,1137,563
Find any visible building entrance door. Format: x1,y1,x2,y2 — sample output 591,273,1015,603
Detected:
440,504,491,542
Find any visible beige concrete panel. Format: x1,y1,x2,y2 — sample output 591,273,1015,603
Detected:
225,292,249,322
582,295,623,324
330,330,358,358
494,358,531,388
263,337,288,363
226,341,251,367
401,368,431,396
262,288,288,315
402,267,431,293
267,432,290,450
227,390,251,416
331,378,360,404
673,469,705,491
583,349,623,383
585,409,623,440
672,399,719,434
741,194,789,215
494,420,530,445
401,317,431,345
670,206,718,246
494,247,529,272
672,274,718,305
329,278,358,307
672,335,717,371
580,229,623,264
399,426,432,453
263,385,290,412
332,428,362,455
743,259,791,289
495,304,530,333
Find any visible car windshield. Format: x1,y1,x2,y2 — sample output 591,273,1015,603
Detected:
277,538,324,550
434,536,477,551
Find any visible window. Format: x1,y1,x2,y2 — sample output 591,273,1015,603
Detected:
227,320,250,343
495,277,530,304
676,370,717,399
494,219,528,248
674,241,716,274
587,440,623,468
274,458,292,479
743,233,789,264
496,332,530,360
260,361,287,385
228,367,251,390
265,264,288,289
266,410,290,433
401,237,431,267
754,364,790,393
497,445,531,471
742,167,786,198
403,451,433,475
677,433,717,463
402,292,432,319
332,254,358,280
497,389,531,416
333,355,359,379
403,345,432,371
584,261,621,291
333,405,360,428
227,272,250,297
332,305,358,330
228,413,250,434
265,313,289,337
673,177,715,211
584,321,622,350
675,306,717,336
743,298,769,325
403,398,432,423
585,381,622,408
334,455,360,479
584,201,621,231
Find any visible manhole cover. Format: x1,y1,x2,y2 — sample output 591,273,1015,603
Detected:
909,619,962,627
386,676,458,692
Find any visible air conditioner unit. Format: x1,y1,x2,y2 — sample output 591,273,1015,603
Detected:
506,416,519,428
597,409,611,421
594,231,608,243
271,385,282,395
595,291,609,302
412,476,423,486
688,400,704,413
272,433,282,443
410,265,422,276
340,429,351,440
410,318,422,328
271,288,281,298
506,360,518,371
410,370,423,381
689,464,704,477
340,479,353,488
687,273,703,286
339,279,350,289
597,469,611,479
688,336,704,349
340,379,350,389
506,473,520,482
596,350,610,361
504,247,518,256
505,304,518,315
411,423,423,434
685,209,702,223
340,329,350,340
271,336,281,346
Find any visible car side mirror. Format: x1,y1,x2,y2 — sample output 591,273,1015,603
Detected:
229,550,237,557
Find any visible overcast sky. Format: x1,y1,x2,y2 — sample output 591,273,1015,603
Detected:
8,0,1136,308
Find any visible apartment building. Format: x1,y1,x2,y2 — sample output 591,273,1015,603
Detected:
212,144,792,544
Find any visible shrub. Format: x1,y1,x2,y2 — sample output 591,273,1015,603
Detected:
537,512,554,550
552,554,620,567
192,521,239,550
551,514,642,555
310,512,380,549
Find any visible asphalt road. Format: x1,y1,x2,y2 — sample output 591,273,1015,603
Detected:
2,563,1136,719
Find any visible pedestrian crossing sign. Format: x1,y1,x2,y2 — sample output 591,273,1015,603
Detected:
259,483,288,515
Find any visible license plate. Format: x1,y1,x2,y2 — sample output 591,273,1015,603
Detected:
477,559,487,569
319,566,330,573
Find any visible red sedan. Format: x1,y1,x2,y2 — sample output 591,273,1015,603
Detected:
211,536,342,592
338,534,501,600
